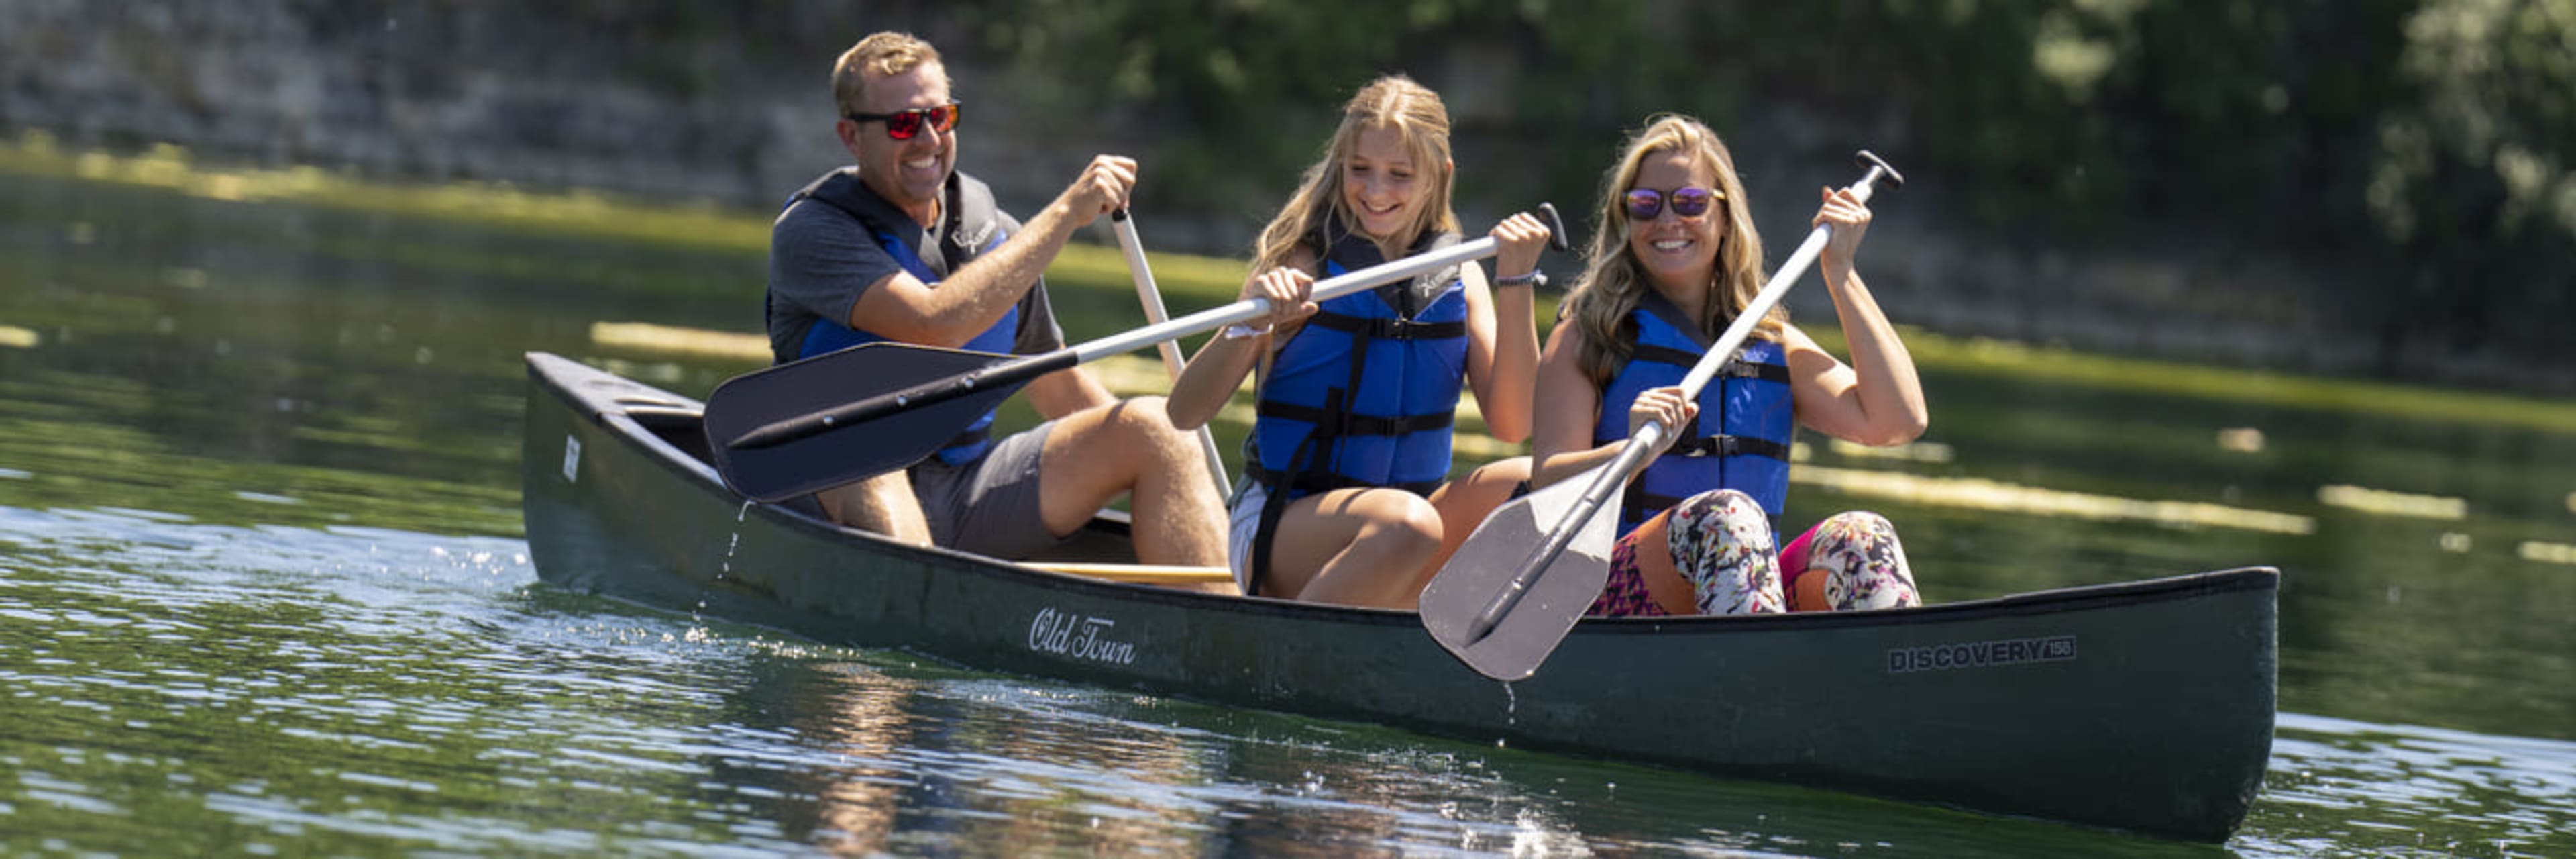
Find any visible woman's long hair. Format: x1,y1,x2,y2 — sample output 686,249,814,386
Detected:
1560,114,1780,389
1250,75,1459,273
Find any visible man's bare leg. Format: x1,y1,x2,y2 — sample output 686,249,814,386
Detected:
818,471,932,547
1034,397,1230,591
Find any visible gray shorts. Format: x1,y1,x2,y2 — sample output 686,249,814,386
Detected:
910,422,1064,560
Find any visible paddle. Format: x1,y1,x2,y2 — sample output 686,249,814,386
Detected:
706,203,1571,503
1419,151,1903,681
1109,209,1232,499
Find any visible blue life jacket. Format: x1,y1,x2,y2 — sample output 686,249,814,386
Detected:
778,169,1016,467
1593,293,1794,538
1240,221,1469,595
1246,223,1470,501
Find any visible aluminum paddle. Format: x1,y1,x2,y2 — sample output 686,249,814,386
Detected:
1109,209,1232,499
706,203,1570,503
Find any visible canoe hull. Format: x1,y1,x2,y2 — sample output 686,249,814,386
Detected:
521,352,2274,841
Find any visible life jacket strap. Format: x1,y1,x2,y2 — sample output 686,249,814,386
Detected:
1666,434,1792,461
1629,344,1791,383
1305,312,1468,341
1253,400,1456,438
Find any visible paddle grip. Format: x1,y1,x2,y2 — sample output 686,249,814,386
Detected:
1539,202,1572,254
731,350,1079,449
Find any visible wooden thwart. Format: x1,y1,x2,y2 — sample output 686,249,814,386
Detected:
1020,561,1234,585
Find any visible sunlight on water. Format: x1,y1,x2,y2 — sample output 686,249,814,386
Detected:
2316,484,2469,520
590,321,767,362
2521,541,2576,565
1821,438,1955,463
1797,464,2316,534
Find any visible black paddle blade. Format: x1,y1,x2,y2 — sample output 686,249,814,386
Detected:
1418,471,1621,680
705,342,1021,503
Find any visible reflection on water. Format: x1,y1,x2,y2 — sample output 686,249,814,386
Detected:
7,502,2567,856
4,147,2575,854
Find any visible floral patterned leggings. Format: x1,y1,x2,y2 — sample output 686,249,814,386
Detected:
1587,489,1920,617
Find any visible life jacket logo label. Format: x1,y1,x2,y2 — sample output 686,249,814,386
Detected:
1887,635,2077,674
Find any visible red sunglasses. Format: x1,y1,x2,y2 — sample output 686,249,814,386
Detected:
846,102,962,140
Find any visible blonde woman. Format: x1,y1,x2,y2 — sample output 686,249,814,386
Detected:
1166,75,1550,608
1534,115,1929,617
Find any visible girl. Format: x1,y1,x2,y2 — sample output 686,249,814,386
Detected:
1166,75,1551,608
1533,115,1929,617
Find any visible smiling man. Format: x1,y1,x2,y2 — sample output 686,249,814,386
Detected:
764,32,1228,580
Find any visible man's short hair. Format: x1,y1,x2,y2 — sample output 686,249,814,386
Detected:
833,32,944,117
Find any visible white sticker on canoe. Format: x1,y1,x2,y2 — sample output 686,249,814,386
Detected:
562,434,581,483
1029,607,1137,666
1887,635,2076,674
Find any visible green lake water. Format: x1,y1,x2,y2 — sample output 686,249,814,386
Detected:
2,160,2572,856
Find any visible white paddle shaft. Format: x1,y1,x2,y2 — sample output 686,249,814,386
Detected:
1110,211,1232,497
1069,236,1503,364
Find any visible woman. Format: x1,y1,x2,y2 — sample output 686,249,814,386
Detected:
1532,115,1929,617
1166,75,1552,609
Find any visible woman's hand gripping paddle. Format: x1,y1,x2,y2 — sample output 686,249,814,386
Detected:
1110,209,1232,499
1419,152,1902,681
705,204,1570,503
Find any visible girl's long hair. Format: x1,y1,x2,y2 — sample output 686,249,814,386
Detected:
1560,114,1779,389
1250,75,1458,273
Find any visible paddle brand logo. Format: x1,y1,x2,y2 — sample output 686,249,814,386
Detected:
1887,635,2076,674
1028,608,1136,666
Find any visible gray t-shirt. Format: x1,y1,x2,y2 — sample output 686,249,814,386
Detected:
765,168,1065,364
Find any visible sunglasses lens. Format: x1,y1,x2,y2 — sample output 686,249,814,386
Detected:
884,110,922,140
1624,189,1663,221
877,105,957,140
1671,187,1713,217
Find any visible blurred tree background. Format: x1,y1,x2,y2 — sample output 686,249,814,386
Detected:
971,0,2571,384
3,0,2568,390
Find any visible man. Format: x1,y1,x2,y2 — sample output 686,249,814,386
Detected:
766,32,1227,574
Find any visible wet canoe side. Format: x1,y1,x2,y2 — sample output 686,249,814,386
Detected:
520,352,2275,842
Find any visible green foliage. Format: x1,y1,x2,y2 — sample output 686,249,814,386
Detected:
958,0,2570,375
2365,0,2576,356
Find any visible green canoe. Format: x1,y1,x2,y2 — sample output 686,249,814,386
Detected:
521,352,2277,842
